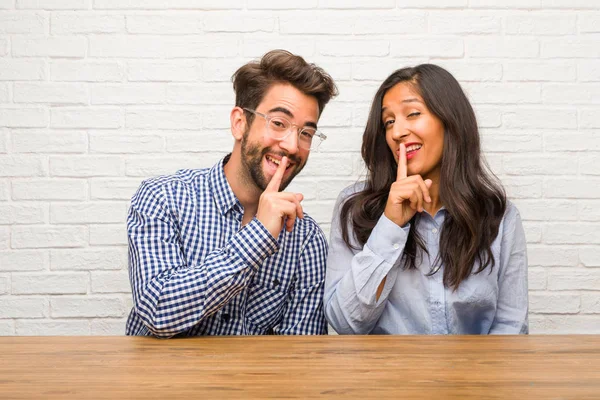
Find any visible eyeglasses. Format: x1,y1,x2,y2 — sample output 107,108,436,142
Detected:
243,108,326,151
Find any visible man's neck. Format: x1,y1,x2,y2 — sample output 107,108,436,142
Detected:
223,153,261,219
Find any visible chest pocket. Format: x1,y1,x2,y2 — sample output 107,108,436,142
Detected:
245,265,294,330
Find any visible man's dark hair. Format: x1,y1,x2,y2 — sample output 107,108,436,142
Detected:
232,49,338,125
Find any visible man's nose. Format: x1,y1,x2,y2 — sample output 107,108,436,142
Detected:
279,129,299,154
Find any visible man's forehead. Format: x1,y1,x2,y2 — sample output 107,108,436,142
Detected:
258,84,318,123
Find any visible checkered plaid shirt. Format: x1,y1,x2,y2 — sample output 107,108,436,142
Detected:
125,155,328,337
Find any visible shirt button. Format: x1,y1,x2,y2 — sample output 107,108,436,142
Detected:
222,313,230,323
432,228,438,234
393,243,400,249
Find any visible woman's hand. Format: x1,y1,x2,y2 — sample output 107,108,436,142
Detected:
383,143,433,227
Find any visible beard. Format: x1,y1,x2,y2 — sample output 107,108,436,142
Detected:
240,131,305,192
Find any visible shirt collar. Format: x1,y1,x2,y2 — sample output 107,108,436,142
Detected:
421,205,447,220
208,154,241,216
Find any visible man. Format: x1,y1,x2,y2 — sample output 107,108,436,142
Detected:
126,50,338,337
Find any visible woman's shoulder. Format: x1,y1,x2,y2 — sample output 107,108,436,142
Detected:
504,200,521,219
500,200,524,232
337,181,367,202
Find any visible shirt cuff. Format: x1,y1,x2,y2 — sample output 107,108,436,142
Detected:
364,214,409,265
228,218,279,270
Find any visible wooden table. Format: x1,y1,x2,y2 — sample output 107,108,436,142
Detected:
1,335,599,399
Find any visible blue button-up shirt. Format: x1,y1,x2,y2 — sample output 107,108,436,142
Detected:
126,156,328,337
325,183,528,335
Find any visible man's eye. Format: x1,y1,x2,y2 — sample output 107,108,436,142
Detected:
270,119,287,129
300,129,315,139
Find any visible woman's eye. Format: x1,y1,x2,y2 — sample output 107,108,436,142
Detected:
408,112,421,118
384,119,394,127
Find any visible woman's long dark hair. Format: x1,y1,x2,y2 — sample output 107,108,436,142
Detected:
340,64,506,290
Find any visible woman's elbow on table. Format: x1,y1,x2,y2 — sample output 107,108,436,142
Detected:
324,292,377,335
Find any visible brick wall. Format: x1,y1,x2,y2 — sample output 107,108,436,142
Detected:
0,0,599,335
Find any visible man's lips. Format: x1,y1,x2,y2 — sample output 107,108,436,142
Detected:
264,154,295,171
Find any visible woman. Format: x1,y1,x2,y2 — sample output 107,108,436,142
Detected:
324,64,528,335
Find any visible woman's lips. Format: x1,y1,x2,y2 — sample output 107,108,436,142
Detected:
406,148,419,160
398,148,420,161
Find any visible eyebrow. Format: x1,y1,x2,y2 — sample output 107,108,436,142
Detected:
268,106,318,129
382,97,423,112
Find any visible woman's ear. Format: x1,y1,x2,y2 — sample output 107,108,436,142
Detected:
230,107,247,141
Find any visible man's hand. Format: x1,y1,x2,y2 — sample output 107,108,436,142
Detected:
256,156,304,239
383,143,433,227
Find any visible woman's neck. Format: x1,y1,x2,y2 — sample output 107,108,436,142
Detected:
423,178,442,216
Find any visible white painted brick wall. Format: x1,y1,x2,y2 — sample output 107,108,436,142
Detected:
51,108,123,129
50,247,127,271
11,130,87,153
579,61,600,81
0,203,46,224
50,296,125,318
90,318,126,335
16,0,90,10
91,270,130,293
0,250,48,271
16,319,90,335
0,297,48,318
89,178,143,200
50,61,123,82
0,1,598,336
0,37,9,56
12,36,87,58
11,225,87,248
89,224,127,246
14,82,88,104
0,274,8,294
0,227,8,250
0,108,48,128
11,272,88,294
0,155,46,176
50,155,123,177
0,59,46,80
12,178,87,200
0,180,8,200
51,13,124,35
50,202,127,224
0,82,9,102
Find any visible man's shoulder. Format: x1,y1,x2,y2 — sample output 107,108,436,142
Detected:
131,167,213,206
293,212,327,244
138,168,211,194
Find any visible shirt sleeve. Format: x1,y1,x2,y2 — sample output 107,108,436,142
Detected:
127,180,278,338
489,203,529,334
324,188,409,334
274,224,328,335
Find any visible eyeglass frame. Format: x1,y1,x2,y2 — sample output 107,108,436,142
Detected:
242,108,327,151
